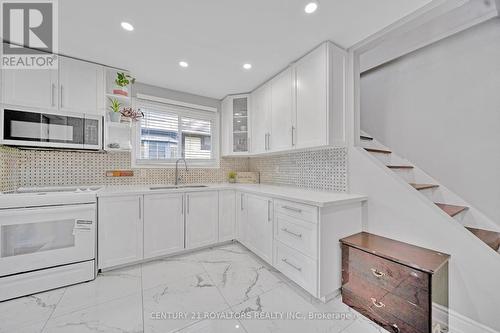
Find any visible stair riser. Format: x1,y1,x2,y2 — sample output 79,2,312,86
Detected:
390,169,416,183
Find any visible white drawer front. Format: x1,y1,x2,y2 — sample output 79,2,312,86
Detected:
274,241,317,296
274,199,318,223
275,214,317,258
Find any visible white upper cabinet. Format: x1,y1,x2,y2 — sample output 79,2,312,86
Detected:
221,94,250,156
270,67,294,152
294,42,347,148
185,191,219,249
143,193,185,259
250,82,271,154
2,68,58,110
59,57,102,115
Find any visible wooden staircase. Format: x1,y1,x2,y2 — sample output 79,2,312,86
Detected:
362,135,500,253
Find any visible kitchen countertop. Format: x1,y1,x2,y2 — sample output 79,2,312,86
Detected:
97,183,367,207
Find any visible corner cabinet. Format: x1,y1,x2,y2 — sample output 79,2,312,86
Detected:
221,94,250,156
222,41,347,156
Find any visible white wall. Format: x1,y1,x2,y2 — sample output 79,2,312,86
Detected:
360,18,500,225
349,147,500,332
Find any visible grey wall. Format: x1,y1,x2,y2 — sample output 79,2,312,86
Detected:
133,82,221,110
361,18,500,224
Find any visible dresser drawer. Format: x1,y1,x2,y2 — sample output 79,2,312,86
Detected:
274,199,318,223
343,245,429,294
343,288,423,333
274,241,317,295
274,213,317,258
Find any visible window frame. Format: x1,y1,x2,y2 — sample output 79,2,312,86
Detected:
131,99,220,168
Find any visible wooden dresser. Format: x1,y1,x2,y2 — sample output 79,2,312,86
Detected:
340,232,450,333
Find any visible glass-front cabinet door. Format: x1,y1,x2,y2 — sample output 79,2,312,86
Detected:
221,94,250,156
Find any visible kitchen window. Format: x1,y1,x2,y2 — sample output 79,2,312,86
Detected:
133,100,219,167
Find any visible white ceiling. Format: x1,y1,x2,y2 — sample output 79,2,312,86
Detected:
59,0,432,99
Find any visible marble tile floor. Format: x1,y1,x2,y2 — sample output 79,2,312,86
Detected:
0,242,389,333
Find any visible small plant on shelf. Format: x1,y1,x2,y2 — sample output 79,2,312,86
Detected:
228,171,237,183
108,97,122,122
120,107,144,122
113,72,136,97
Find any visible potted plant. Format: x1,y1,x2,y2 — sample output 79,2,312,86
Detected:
228,171,237,183
108,97,122,122
113,72,136,97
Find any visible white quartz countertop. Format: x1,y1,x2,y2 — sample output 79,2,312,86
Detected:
97,183,367,207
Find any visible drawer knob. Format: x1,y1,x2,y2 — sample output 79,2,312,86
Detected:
281,258,302,272
391,324,400,333
371,268,386,278
281,228,303,238
370,298,385,308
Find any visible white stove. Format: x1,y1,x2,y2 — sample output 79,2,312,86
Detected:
0,186,100,301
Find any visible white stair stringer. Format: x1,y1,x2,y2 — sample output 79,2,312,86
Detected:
360,131,500,233
349,146,500,333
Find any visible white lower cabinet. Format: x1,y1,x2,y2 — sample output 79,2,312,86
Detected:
218,190,236,242
274,241,317,295
185,191,219,249
236,192,248,244
143,193,184,259
98,195,143,269
245,194,273,264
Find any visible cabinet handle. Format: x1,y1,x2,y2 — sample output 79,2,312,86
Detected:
181,195,184,215
187,195,190,214
268,200,271,222
371,268,386,278
60,85,64,108
282,205,302,213
281,258,302,272
281,228,302,238
240,193,244,211
370,298,385,308
139,197,142,219
291,126,296,146
51,83,55,107
264,133,268,150
391,324,400,333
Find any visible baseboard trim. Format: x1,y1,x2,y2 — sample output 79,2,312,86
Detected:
433,303,499,333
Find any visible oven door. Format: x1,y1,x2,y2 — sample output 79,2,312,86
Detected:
0,204,96,277
1,108,102,150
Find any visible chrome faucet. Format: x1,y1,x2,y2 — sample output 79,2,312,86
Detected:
175,158,188,185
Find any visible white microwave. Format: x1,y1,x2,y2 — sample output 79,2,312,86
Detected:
0,108,102,150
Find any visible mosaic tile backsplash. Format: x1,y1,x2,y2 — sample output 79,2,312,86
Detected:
249,147,348,192
0,146,348,192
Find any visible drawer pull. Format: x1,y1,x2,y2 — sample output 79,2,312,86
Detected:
281,258,302,272
282,205,302,213
370,298,385,308
371,268,386,278
281,228,302,238
391,324,400,333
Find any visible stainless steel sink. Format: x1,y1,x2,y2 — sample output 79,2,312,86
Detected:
149,185,208,190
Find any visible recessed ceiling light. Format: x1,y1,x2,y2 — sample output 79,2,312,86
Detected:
121,22,134,31
304,1,319,14
179,61,189,68
243,63,252,70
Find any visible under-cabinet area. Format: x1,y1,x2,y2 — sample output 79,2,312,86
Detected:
97,185,366,300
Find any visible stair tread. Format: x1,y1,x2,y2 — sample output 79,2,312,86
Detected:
435,203,468,217
360,135,373,141
365,148,392,154
410,183,440,190
387,165,414,169
465,227,500,252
